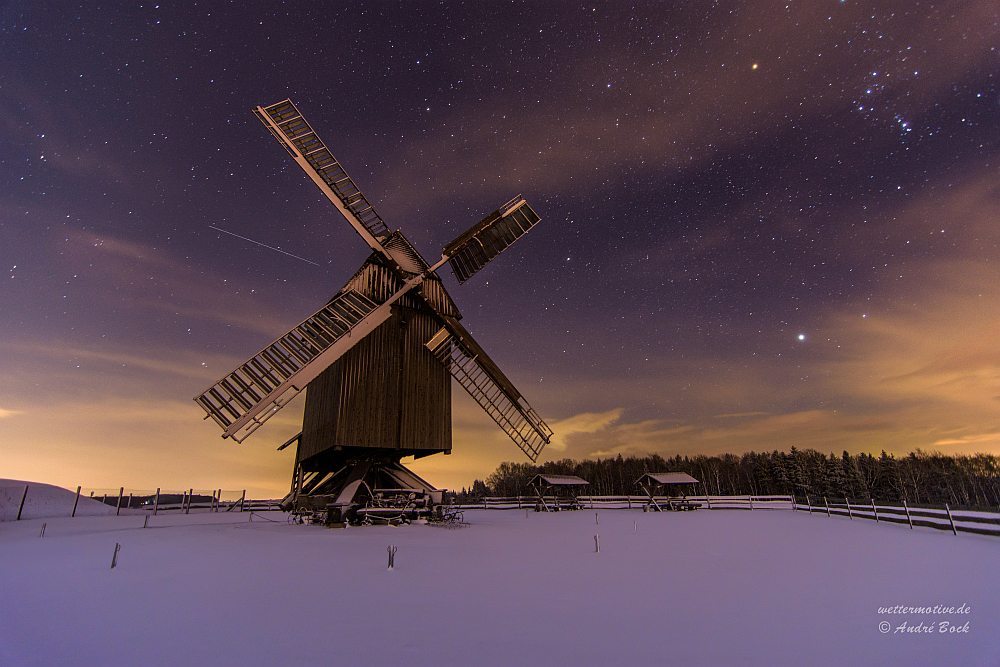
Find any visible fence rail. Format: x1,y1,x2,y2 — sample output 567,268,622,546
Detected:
453,494,1000,538
78,489,283,515
795,495,1000,537
455,495,794,510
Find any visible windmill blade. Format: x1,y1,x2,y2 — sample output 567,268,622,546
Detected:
425,317,552,462
254,99,392,254
442,195,542,284
195,288,397,442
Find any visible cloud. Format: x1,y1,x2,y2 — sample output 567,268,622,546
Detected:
546,409,624,452
713,412,770,420
933,433,1000,447
0,408,23,419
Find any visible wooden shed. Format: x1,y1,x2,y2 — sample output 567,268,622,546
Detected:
636,472,700,511
527,474,589,512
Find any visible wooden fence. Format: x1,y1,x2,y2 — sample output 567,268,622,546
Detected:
794,495,1000,537
455,494,794,510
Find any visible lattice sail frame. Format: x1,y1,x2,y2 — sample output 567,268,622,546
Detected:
443,196,542,284
195,289,388,442
424,325,551,462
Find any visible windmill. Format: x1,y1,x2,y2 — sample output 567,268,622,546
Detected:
194,100,552,523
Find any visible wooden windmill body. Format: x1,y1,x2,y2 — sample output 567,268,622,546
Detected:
194,100,552,521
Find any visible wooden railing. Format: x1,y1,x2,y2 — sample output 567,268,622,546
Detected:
454,495,794,510
794,496,1000,537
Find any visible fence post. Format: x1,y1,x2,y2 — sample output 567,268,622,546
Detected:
846,497,853,520
153,488,160,516
185,488,193,514
115,487,124,516
72,486,81,518
871,499,878,522
945,503,957,535
806,495,812,513
903,499,912,529
790,494,795,511
16,485,28,521
706,495,712,510
824,496,830,516
238,490,246,512
749,495,754,510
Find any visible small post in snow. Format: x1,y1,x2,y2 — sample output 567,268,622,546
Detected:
72,486,81,518
39,523,46,537
806,495,812,513
903,499,913,529
238,490,246,512
824,496,830,516
185,488,193,514
16,485,28,521
387,545,397,570
143,515,149,529
595,512,599,525
152,488,160,516
945,503,957,535
871,499,878,522
594,534,600,553
115,487,124,516
846,497,853,520
110,543,121,569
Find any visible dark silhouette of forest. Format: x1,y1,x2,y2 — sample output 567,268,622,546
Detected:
459,449,1000,508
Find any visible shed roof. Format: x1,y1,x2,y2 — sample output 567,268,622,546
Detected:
636,472,699,486
528,474,590,487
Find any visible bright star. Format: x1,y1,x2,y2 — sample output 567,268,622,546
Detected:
798,334,806,341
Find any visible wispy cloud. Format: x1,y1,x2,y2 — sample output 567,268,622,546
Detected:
547,409,624,452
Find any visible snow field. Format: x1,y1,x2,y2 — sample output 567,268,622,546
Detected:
0,506,997,666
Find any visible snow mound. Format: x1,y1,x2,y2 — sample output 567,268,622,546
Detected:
0,479,114,521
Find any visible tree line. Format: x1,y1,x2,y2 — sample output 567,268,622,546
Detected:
457,449,1000,509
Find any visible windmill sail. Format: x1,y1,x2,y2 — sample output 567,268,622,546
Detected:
442,195,542,284
254,99,392,252
195,289,391,442
425,318,552,462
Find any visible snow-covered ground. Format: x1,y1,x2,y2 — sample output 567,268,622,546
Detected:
0,479,116,521
0,498,997,666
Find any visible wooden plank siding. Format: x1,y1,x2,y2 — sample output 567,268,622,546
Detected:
297,247,460,470
299,303,451,466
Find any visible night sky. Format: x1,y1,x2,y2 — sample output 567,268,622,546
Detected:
2,1,998,496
